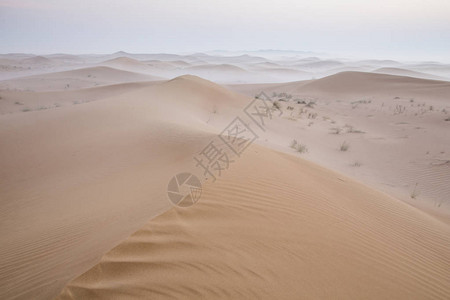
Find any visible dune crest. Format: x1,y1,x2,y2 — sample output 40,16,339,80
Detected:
57,145,450,299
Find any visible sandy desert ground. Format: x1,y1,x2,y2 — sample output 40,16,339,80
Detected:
0,52,449,299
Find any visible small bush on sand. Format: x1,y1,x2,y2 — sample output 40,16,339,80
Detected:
305,100,316,108
339,141,350,152
330,127,342,134
351,161,362,167
290,139,298,149
273,101,281,110
295,143,308,153
410,183,419,199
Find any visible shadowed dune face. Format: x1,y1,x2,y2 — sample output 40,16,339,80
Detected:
0,75,249,299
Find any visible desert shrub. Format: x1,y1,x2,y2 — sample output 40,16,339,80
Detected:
308,113,317,119
394,104,406,114
339,141,350,151
305,100,316,108
351,161,362,167
272,101,281,110
410,183,419,199
330,127,342,134
295,143,308,153
290,139,298,149
345,125,365,134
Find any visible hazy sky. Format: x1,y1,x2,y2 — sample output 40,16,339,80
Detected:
1,0,450,61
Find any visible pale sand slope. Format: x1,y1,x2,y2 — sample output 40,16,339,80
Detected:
0,76,246,299
373,67,445,81
99,57,164,75
0,81,161,115
0,66,163,92
228,71,450,214
57,144,450,299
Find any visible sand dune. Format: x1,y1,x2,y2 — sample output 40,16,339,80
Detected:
0,81,161,115
374,67,445,80
294,71,450,99
21,56,53,65
228,72,450,214
0,66,162,91
144,60,181,69
0,75,248,299
295,60,344,70
57,144,450,299
163,60,191,67
249,61,282,69
1,53,450,299
358,59,403,67
180,64,254,83
186,63,246,72
100,57,155,72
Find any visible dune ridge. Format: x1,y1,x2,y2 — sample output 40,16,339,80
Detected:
0,66,163,91
297,71,450,97
57,145,450,299
0,75,248,299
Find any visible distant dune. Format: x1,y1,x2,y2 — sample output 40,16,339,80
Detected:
295,71,450,98
373,67,445,80
165,60,191,67
358,59,402,67
0,81,160,115
21,55,53,65
144,60,186,69
0,66,163,91
250,61,282,69
295,60,344,70
100,57,155,71
185,63,248,73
